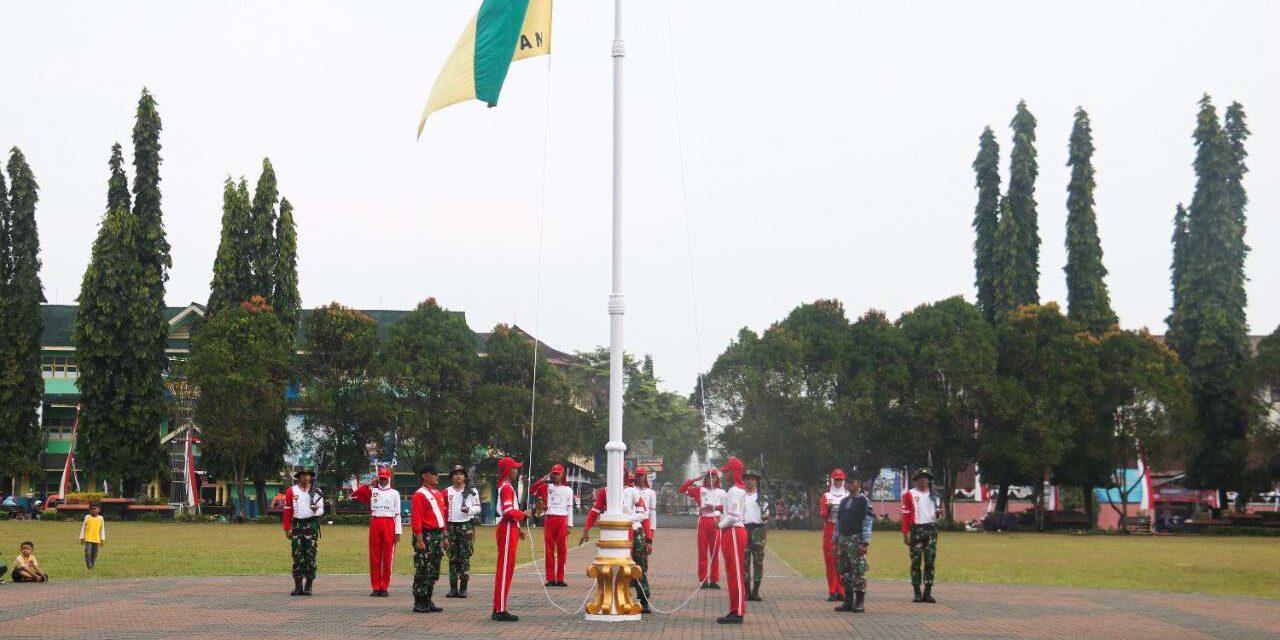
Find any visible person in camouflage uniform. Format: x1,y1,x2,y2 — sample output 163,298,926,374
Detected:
283,467,324,596
834,473,873,613
444,465,479,598
902,468,940,603
410,463,449,612
631,520,652,613
742,469,770,601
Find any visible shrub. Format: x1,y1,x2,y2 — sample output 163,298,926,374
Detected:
64,492,107,504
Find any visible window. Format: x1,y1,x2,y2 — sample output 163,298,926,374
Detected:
40,356,79,379
43,416,77,440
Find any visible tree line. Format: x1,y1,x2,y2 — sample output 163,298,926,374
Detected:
704,97,1278,525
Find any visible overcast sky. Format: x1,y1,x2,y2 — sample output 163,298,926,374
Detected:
2,1,1276,394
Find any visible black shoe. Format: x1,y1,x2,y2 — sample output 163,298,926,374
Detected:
491,611,519,622
912,584,923,602
853,591,865,613
302,577,314,596
826,592,840,602
641,603,652,614
545,580,555,587
370,589,380,597
290,577,304,596
446,577,460,598
709,582,721,590
716,613,743,624
834,591,854,612
377,590,389,597
459,575,469,597
413,598,431,613
427,600,443,613
922,585,936,603
557,580,568,587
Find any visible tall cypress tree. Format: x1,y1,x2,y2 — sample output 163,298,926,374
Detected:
1006,100,1040,306
273,197,300,334
1223,103,1250,337
1178,95,1251,502
75,146,163,493
1166,203,1190,353
991,196,1021,318
972,126,1002,323
0,149,45,485
0,169,10,285
249,158,278,299
208,178,254,316
1064,107,1117,335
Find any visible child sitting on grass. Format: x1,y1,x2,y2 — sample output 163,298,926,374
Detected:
80,503,106,570
12,541,48,582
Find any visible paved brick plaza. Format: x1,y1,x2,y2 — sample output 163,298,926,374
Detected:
0,528,1275,640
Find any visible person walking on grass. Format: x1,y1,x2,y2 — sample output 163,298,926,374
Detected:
79,503,106,570
283,466,324,596
902,467,940,603
834,473,873,614
11,541,48,582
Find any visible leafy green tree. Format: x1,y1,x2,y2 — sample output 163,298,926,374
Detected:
839,310,912,478
1064,107,1117,336
1005,100,1041,308
1248,326,1280,496
249,159,278,298
381,298,477,471
188,297,291,519
896,297,996,524
74,147,165,494
0,148,45,485
1174,95,1252,507
207,178,254,316
990,196,1022,317
1166,203,1190,348
972,127,1002,323
273,197,300,333
301,303,392,493
979,303,1099,521
1096,328,1191,529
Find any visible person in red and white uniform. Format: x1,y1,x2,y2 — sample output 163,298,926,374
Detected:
531,463,573,587
635,466,658,534
679,468,724,588
410,463,449,613
444,464,480,598
578,469,652,613
282,466,324,596
715,457,748,624
491,456,527,622
901,467,940,603
350,466,402,597
819,468,849,601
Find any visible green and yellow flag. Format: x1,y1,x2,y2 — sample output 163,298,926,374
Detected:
418,0,552,137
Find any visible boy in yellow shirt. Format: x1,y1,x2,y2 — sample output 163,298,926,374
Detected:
79,503,106,570
12,541,48,582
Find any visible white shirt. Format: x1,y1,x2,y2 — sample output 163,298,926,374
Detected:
446,485,481,523
544,484,574,518
907,488,938,525
638,486,658,530
699,486,725,518
743,491,764,525
622,486,648,530
367,486,403,535
287,484,324,519
719,486,747,529
823,487,849,524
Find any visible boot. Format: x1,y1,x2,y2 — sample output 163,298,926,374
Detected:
446,577,460,598
853,591,865,613
827,592,840,602
413,596,431,613
709,581,721,590
922,584,936,603
750,581,763,601
459,574,469,598
491,611,519,622
716,613,743,624
303,577,314,596
912,583,923,602
636,586,651,614
834,591,854,612
290,576,304,596
426,597,443,613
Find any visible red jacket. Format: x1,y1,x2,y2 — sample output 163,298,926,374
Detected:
583,487,651,540
497,481,526,524
411,486,448,534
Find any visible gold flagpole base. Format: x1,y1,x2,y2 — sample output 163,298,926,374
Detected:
584,520,643,621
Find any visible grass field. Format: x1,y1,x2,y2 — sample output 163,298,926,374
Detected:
766,529,1280,599
0,521,561,581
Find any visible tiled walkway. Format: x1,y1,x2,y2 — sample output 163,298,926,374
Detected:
0,528,1275,639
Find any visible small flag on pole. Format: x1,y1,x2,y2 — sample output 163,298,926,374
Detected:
418,0,553,137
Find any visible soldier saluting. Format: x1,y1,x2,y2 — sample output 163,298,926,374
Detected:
902,467,941,603
282,466,324,596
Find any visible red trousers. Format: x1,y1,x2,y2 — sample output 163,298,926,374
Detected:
721,526,747,616
822,522,843,596
368,516,397,591
696,516,722,582
493,521,520,612
543,515,568,582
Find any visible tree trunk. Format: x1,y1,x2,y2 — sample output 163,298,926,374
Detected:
1032,480,1045,530
1083,483,1097,529
943,464,956,525
996,481,1010,513
235,464,248,522
254,477,269,518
